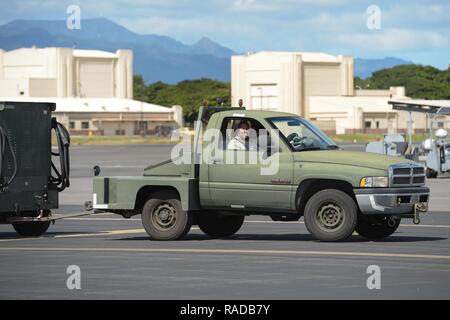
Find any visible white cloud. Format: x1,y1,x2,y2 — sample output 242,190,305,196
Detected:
334,28,449,52
117,16,266,47
1,0,449,67
382,2,450,27
232,0,255,10
229,0,289,12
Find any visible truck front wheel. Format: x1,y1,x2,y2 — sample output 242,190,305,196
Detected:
304,189,357,242
197,212,244,238
426,168,438,179
141,191,192,240
356,216,401,240
12,221,51,237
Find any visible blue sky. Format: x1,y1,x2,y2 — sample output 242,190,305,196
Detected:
1,0,449,68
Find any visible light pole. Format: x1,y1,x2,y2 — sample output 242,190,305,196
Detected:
141,85,145,138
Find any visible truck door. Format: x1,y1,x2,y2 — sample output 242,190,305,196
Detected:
205,116,294,210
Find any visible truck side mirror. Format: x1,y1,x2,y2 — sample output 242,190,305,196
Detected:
93,165,101,177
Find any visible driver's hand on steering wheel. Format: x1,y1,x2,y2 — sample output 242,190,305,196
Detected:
291,135,306,147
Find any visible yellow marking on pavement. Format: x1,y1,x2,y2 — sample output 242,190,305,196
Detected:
55,227,199,238
0,238,29,242
0,229,146,241
107,228,147,235
247,220,450,229
0,246,450,261
68,217,140,221
54,228,146,238
54,232,110,238
0,227,201,241
66,217,450,229
401,224,450,228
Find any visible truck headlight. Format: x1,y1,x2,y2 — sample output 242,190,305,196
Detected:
360,177,389,188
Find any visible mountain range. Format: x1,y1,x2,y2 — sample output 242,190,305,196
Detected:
0,18,413,83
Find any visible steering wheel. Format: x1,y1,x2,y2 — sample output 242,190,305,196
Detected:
287,133,316,150
287,133,306,148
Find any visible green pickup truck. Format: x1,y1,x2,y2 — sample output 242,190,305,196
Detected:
92,107,429,242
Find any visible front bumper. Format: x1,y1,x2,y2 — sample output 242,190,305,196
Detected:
354,187,429,215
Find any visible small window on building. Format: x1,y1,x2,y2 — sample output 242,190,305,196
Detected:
81,121,90,129
115,129,126,136
437,122,445,128
376,121,380,129
69,121,75,129
20,91,24,96
134,121,148,130
364,121,372,129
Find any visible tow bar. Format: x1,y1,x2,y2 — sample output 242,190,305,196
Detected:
3,212,91,224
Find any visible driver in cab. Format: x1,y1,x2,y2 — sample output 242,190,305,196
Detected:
227,120,257,151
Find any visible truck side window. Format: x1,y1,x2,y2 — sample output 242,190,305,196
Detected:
219,117,265,151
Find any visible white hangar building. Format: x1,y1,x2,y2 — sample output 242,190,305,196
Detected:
0,47,133,99
231,51,446,134
0,47,181,135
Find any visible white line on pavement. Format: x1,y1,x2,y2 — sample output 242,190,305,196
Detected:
0,246,449,261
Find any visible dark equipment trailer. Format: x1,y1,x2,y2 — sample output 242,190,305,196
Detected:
0,101,76,236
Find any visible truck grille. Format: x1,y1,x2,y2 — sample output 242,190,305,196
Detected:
390,163,425,187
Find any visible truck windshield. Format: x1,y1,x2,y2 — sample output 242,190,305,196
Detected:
268,116,338,152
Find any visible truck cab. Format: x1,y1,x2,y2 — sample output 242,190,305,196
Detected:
92,107,429,242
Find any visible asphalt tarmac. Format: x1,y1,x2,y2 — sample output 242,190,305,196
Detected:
0,144,449,299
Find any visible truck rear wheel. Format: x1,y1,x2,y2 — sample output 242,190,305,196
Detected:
304,189,357,242
141,191,192,241
12,221,50,237
356,216,401,240
197,212,244,238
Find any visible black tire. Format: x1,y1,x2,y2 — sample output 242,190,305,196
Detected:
12,221,50,237
356,216,401,240
304,189,357,242
426,168,438,179
141,191,192,240
197,212,244,238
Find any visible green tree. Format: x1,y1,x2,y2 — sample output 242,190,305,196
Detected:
133,76,231,124
133,75,146,101
355,64,450,99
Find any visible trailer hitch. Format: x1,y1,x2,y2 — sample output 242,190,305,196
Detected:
413,202,428,225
